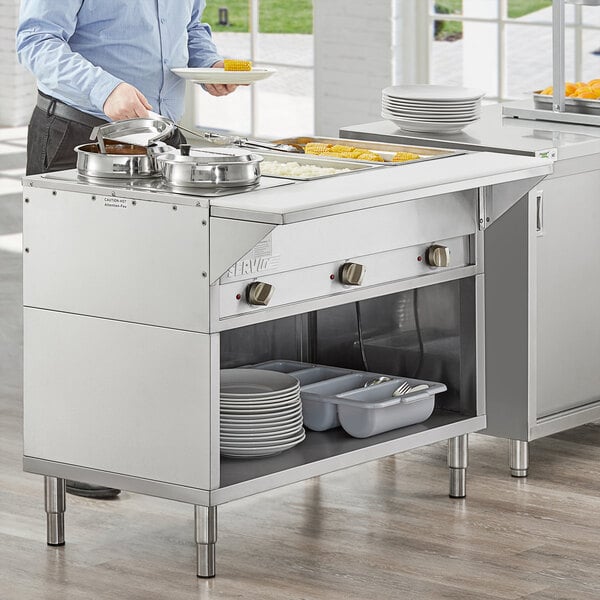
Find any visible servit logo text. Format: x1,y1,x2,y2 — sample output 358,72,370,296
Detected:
226,256,280,278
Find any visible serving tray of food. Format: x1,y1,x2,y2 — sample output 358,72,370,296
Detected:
269,136,464,165
256,151,382,180
533,92,600,115
534,79,600,115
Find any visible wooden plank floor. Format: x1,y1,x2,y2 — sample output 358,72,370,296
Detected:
2,177,600,598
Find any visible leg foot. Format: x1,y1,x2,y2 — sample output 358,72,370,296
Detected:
448,434,468,498
509,439,529,478
44,476,65,546
195,506,217,578
65,480,121,499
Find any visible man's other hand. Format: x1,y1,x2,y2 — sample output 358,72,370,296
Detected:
203,60,240,97
103,83,152,120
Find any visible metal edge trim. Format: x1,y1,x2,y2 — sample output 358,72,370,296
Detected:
531,399,600,440
23,457,211,505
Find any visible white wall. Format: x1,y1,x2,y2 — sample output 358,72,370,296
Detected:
313,0,425,136
0,0,36,126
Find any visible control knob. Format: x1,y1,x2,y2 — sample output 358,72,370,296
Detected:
246,281,274,306
426,245,450,268
339,262,365,286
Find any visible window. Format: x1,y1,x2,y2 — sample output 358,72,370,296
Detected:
194,0,314,137
425,0,600,101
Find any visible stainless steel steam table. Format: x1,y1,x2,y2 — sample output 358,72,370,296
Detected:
342,104,600,477
22,150,550,576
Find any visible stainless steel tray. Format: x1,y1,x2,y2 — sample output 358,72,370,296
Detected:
533,91,600,115
256,151,382,181
270,136,464,166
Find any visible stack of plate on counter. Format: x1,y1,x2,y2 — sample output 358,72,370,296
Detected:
381,85,485,133
220,369,306,458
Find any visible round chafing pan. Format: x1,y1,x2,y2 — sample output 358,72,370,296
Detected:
157,145,263,188
75,141,173,179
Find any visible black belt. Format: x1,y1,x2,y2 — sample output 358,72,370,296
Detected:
36,92,108,128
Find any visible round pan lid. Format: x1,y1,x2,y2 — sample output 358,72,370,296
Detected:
158,145,262,165
90,117,176,147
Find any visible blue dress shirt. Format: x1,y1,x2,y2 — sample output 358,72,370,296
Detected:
16,0,222,121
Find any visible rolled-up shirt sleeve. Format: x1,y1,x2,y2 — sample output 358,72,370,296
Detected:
187,0,223,68
16,0,123,113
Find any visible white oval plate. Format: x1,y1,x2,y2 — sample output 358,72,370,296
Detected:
382,108,480,118
221,429,305,449
221,426,304,442
220,385,299,399
382,96,480,108
221,369,299,398
381,111,480,122
221,425,303,438
221,415,304,432
381,110,479,124
387,120,474,133
221,439,305,458
221,403,300,412
382,101,480,114
220,406,303,423
220,398,300,415
382,84,485,102
221,390,300,404
172,67,275,84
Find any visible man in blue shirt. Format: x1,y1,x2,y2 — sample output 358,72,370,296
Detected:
17,0,239,174
16,0,239,498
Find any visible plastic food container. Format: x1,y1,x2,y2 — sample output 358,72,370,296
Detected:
334,379,442,438
244,360,446,438
301,372,399,431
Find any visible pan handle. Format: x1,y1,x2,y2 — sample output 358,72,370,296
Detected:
174,123,237,145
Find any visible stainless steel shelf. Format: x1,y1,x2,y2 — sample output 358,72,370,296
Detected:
215,409,485,504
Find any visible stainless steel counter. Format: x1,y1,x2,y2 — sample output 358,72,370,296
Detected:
341,104,600,160
32,150,551,225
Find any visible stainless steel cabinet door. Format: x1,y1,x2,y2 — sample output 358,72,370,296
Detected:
536,170,600,418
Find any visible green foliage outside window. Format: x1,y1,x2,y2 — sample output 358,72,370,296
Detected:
435,0,553,40
203,0,313,34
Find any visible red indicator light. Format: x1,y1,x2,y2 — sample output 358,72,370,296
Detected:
330,274,335,280
417,256,423,262
235,293,242,300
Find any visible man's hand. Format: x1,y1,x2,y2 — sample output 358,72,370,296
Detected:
204,60,239,97
103,83,152,120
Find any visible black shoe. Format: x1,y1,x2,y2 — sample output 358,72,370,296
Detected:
66,480,121,499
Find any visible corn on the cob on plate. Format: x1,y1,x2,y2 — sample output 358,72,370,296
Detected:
223,59,252,71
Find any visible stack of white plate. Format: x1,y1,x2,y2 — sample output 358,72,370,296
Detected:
220,369,305,458
381,85,485,133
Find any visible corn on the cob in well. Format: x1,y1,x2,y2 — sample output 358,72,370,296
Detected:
358,152,384,162
223,59,253,71
329,144,356,153
392,152,420,162
304,142,386,162
305,142,332,155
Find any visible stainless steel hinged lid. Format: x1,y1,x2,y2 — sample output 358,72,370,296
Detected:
90,117,176,152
